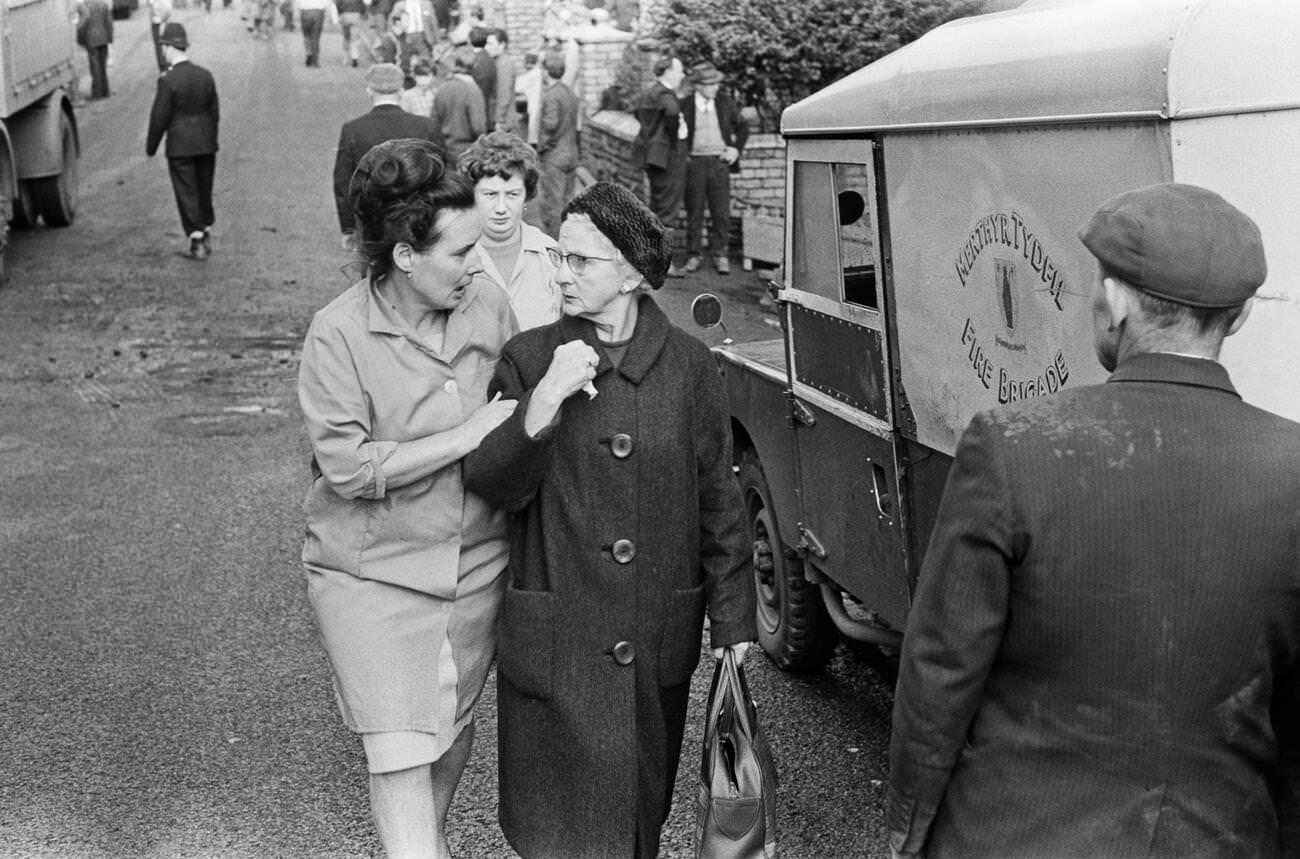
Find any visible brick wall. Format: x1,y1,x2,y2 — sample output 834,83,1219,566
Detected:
580,115,787,261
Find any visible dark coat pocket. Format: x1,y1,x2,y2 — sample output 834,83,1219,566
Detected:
658,585,706,687
497,587,556,701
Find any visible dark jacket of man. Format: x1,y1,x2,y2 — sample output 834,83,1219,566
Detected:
146,59,220,159
331,104,443,232
679,88,748,173
888,352,1300,859
633,80,681,171
76,0,113,48
537,77,579,170
431,76,486,165
462,297,757,859
470,49,497,123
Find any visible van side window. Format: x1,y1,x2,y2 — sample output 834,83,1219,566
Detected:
791,162,839,302
790,161,878,310
834,163,877,310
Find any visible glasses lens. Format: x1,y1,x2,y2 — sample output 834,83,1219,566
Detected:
549,249,590,275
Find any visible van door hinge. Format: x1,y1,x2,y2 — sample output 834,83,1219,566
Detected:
786,393,816,427
797,523,828,560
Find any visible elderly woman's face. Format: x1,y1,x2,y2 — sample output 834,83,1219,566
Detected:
474,172,527,243
554,214,638,320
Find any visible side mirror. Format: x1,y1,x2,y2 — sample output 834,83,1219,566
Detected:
691,293,733,345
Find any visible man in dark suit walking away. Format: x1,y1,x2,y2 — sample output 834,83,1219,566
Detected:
75,0,114,100
533,51,578,238
678,62,746,275
887,183,1300,859
146,24,220,261
331,63,444,251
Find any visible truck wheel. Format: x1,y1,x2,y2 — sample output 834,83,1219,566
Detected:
32,114,77,227
10,182,38,230
738,448,836,671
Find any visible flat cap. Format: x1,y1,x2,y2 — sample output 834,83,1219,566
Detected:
365,63,405,94
1079,182,1266,308
691,62,723,85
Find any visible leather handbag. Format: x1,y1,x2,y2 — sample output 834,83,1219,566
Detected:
695,649,778,859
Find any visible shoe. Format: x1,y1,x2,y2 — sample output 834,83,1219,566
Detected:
188,231,204,258
682,256,701,273
350,58,358,68
201,229,212,258
714,256,731,275
667,262,686,278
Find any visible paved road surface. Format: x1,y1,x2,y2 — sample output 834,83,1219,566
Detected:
0,10,895,858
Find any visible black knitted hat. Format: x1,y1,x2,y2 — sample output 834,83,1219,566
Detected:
562,182,670,289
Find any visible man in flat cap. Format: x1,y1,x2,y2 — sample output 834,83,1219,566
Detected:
331,62,444,251
678,61,746,275
888,183,1300,859
146,23,220,260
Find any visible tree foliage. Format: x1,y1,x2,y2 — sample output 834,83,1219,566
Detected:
652,0,983,131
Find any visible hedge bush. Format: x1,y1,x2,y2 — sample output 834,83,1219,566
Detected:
652,0,983,131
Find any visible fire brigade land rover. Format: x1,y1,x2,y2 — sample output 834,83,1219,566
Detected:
714,0,1300,671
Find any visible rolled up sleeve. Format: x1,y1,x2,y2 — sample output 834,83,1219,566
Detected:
298,320,399,500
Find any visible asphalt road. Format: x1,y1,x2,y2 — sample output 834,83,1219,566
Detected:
0,11,895,858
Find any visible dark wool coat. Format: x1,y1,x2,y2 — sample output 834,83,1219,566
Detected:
463,296,757,859
888,353,1300,859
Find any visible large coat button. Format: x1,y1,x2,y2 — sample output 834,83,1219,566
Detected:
610,433,633,458
611,641,636,665
611,539,636,564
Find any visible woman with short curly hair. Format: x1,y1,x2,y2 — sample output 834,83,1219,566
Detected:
458,129,561,331
298,137,518,858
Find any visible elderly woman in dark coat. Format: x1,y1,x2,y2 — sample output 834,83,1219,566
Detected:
463,181,756,859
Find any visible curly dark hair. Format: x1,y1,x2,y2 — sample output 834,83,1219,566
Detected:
349,138,476,283
457,130,541,200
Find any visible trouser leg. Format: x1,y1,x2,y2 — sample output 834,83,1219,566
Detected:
537,160,565,238
86,47,107,98
168,157,214,236
705,158,731,257
168,158,201,236
684,156,709,256
301,10,324,63
195,154,216,230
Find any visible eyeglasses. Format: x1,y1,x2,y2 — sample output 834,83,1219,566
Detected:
546,247,615,275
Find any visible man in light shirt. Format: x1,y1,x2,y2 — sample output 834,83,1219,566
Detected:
678,62,746,275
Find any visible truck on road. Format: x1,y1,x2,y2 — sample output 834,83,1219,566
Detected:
714,0,1300,671
0,0,81,279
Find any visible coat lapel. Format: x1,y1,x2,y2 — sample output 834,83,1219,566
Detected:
559,295,670,385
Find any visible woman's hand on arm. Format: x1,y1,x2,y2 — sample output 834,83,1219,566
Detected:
523,339,599,437
379,394,518,490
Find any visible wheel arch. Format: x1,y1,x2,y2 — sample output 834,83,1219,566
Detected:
7,91,78,181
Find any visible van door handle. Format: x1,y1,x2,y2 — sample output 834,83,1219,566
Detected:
870,462,894,522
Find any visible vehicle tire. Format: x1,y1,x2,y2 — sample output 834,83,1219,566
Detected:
32,113,77,227
738,447,836,671
10,181,38,229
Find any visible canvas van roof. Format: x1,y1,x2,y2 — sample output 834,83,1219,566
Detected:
781,0,1300,136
